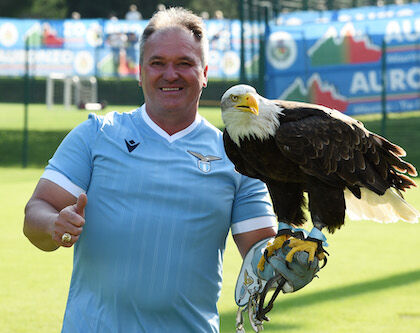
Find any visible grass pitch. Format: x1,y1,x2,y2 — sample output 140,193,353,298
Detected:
0,103,222,167
1,103,420,332
1,103,420,168
1,167,420,332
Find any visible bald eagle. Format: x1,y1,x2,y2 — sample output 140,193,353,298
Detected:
221,85,419,263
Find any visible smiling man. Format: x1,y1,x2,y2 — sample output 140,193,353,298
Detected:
139,24,208,135
23,7,277,333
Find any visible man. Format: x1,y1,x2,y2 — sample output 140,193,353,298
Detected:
24,8,277,332
125,4,142,20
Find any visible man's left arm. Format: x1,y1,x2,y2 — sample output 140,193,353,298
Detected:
233,227,276,259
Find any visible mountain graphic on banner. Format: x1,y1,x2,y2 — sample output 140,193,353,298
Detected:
280,74,349,112
24,23,43,47
308,24,381,66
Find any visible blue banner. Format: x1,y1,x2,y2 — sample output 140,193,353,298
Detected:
0,18,255,80
265,3,420,115
2,4,420,115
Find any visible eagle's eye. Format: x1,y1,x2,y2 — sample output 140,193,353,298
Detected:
230,95,238,102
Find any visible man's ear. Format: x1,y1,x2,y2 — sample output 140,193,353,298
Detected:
203,65,208,88
138,64,142,87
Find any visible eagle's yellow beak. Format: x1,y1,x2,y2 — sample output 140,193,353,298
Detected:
234,93,259,115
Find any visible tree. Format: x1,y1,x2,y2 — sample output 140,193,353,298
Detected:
65,0,133,19
29,0,67,18
188,0,238,19
0,0,33,18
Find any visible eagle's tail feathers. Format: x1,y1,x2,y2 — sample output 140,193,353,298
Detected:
344,188,419,223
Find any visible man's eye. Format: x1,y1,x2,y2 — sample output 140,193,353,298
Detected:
179,62,192,67
151,61,164,66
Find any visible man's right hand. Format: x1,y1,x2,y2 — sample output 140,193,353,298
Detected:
52,193,87,247
24,179,88,251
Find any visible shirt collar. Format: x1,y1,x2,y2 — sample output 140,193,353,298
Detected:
140,104,201,143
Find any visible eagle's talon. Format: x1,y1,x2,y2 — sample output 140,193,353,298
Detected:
285,238,319,264
320,256,327,269
258,235,289,271
317,247,329,269
263,249,271,264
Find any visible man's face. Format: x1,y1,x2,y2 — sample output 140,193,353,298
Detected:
139,28,208,117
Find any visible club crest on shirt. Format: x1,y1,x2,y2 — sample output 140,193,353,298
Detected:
187,150,222,173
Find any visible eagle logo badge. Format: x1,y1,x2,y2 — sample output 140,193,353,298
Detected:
187,150,221,173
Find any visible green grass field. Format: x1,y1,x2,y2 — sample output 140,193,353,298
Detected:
2,103,420,168
0,103,223,167
1,103,420,332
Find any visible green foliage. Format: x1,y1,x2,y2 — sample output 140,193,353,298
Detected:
0,0,32,18
65,0,132,19
188,0,238,18
27,0,67,19
0,0,66,18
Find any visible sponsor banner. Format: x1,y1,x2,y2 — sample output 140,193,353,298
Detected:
99,20,145,78
0,18,104,50
266,5,420,114
0,48,95,76
0,18,257,79
276,2,420,26
207,20,260,79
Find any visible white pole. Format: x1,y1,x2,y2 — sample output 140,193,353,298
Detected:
64,76,72,110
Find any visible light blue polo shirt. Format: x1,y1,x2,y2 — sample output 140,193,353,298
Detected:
42,106,276,332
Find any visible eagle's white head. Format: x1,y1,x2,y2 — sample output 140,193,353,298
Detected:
220,84,283,146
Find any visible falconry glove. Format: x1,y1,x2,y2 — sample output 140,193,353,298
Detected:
235,235,320,332
254,243,320,292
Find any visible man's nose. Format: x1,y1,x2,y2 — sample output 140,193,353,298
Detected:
163,64,179,81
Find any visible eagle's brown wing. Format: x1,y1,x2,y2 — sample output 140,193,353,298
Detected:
273,101,417,198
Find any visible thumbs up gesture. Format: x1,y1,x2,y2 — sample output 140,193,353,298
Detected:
74,193,87,218
53,193,87,247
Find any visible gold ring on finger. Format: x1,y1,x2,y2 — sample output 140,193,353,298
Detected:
61,232,72,243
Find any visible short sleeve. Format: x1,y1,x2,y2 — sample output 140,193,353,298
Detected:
42,113,102,195
230,175,277,235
